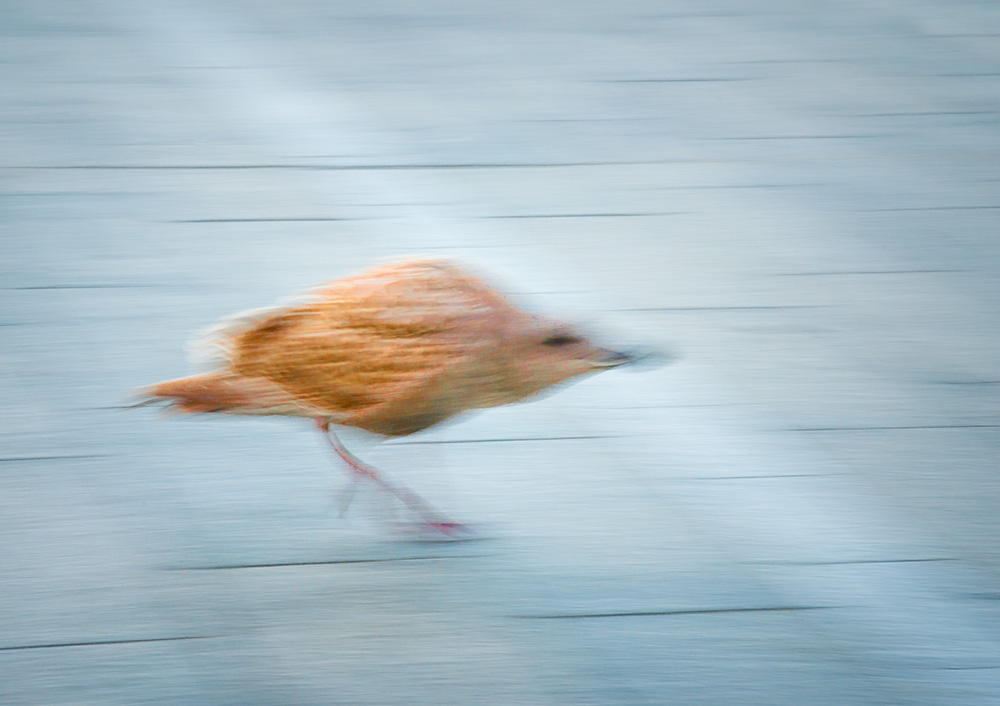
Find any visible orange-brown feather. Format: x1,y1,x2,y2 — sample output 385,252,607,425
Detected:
226,260,520,434
142,259,553,435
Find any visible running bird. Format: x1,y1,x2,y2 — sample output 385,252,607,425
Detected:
138,258,645,533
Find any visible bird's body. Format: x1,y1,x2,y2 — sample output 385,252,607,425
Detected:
146,258,626,434
225,258,525,434
141,258,642,532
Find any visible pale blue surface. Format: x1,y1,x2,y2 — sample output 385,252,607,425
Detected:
3,1,1000,703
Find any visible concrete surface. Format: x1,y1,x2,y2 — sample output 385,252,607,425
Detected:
2,0,1000,703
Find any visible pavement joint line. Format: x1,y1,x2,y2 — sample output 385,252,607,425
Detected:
481,212,688,218
0,636,217,652
938,666,1000,670
924,73,1000,77
411,244,526,250
0,191,152,196
924,33,1000,38
675,473,846,480
6,153,1000,169
9,284,175,290
734,59,862,64
868,206,1000,211
649,183,831,189
859,110,999,116
0,454,108,463
715,134,882,140
170,217,356,222
165,214,691,222
611,403,753,409
515,116,687,122
614,305,824,312
170,555,492,570
598,77,756,83
4,162,658,170
788,424,1000,431
747,558,957,566
166,65,275,69
392,435,617,445
940,381,1000,385
776,269,964,276
516,606,834,619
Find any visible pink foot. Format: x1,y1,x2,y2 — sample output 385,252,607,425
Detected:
390,520,477,540
426,521,472,536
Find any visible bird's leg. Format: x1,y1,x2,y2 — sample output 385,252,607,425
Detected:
334,474,362,519
315,418,466,535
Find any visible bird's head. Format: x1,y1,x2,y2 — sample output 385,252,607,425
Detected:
501,314,653,397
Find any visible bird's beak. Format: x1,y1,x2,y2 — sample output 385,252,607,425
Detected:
591,348,640,368
590,347,673,369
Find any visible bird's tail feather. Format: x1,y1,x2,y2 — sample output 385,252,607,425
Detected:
131,371,306,416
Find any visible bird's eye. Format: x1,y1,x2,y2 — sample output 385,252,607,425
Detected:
542,334,580,347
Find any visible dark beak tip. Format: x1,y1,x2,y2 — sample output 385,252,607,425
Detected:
607,350,635,364
607,347,676,370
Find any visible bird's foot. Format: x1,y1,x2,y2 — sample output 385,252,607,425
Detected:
390,519,477,541
426,520,472,536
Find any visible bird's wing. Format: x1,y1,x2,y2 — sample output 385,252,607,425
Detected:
225,260,505,433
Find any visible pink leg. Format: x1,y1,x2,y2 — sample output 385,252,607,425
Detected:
316,418,466,535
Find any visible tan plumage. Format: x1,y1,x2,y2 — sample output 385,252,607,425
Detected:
143,258,631,437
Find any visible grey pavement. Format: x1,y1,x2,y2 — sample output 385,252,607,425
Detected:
3,0,1000,704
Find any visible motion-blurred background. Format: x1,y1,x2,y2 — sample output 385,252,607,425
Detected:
3,1,1000,704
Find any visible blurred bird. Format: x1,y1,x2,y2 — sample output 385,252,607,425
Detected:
138,258,646,533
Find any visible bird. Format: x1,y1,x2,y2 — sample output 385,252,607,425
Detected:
137,257,647,534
